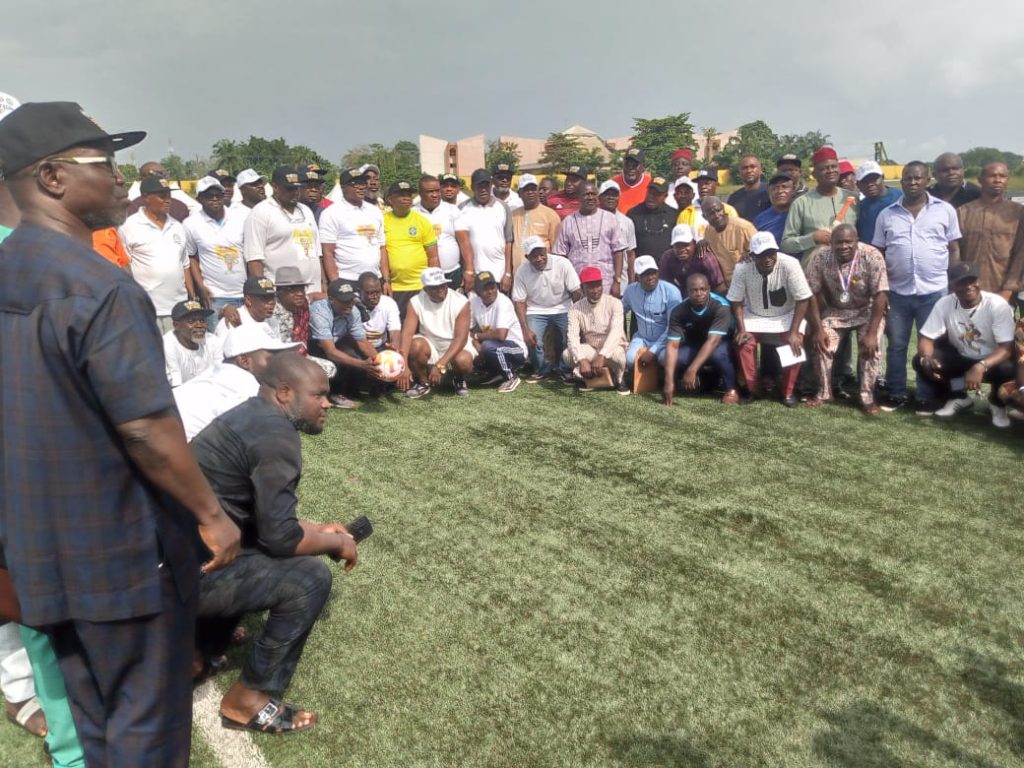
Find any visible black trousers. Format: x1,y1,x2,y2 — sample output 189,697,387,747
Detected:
198,553,332,694
46,567,196,768
911,338,1016,405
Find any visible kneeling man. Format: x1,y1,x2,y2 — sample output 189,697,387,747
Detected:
191,353,358,734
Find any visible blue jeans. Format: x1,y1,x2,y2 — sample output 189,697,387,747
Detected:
526,313,569,375
673,340,736,390
210,296,243,315
886,290,944,401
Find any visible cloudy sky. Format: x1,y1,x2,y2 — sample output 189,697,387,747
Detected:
3,0,1021,167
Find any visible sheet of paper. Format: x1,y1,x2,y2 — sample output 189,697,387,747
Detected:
776,343,806,367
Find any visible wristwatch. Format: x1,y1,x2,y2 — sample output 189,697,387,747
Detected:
435,363,448,374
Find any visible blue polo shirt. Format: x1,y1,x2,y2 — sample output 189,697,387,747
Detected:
752,207,788,246
856,186,900,244
310,298,367,342
621,279,682,355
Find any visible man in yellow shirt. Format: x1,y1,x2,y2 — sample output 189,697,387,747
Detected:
382,181,440,315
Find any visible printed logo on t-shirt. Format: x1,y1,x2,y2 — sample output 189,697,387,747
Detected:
214,245,240,271
293,227,315,259
356,224,377,241
957,319,983,353
409,226,417,236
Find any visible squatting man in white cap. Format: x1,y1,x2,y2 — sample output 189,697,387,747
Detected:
398,266,477,398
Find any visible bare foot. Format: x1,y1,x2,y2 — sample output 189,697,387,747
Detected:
5,697,47,738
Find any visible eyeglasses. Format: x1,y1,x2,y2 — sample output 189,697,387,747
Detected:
45,156,120,177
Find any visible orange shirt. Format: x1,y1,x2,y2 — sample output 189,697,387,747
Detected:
92,227,129,268
612,173,650,214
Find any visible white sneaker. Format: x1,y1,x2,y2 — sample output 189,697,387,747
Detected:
934,397,973,417
991,404,1011,428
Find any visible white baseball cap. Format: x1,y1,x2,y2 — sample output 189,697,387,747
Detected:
517,173,538,191
195,176,224,195
598,179,620,196
522,235,546,256
670,224,695,244
749,231,779,256
0,92,20,122
634,255,659,275
855,161,883,182
421,266,448,287
236,168,266,186
222,325,300,359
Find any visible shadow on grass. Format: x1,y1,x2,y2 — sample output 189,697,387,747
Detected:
961,650,1024,757
895,406,1024,454
812,700,1001,767
604,733,712,767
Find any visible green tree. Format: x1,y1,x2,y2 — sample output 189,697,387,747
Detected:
117,163,139,183
339,140,421,190
713,120,781,181
959,146,1024,177
485,140,522,172
160,153,188,181
211,136,335,180
777,130,832,166
629,114,697,177
539,132,601,175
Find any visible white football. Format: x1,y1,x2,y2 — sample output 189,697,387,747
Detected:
375,349,406,381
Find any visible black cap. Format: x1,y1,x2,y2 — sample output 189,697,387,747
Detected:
139,175,173,195
624,148,645,164
0,101,145,179
208,168,236,183
440,173,460,185
475,270,498,287
768,172,793,185
471,169,492,187
327,279,357,303
300,162,326,183
775,153,801,168
565,165,589,179
648,176,668,193
387,180,414,196
171,299,214,321
492,162,514,177
243,276,276,296
339,166,368,185
695,167,718,181
271,165,301,186
948,262,980,285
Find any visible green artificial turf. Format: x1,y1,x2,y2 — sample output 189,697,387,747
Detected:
3,383,1022,767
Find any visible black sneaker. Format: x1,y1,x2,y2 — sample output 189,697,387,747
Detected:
913,399,938,416
879,395,907,412
453,377,469,397
782,396,800,408
616,378,631,395
525,373,547,384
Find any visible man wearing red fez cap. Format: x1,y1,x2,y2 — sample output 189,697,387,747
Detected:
565,265,628,389
838,160,857,192
667,148,695,210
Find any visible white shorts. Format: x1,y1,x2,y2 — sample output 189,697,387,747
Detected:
414,334,478,365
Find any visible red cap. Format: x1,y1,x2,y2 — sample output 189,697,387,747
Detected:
672,148,693,162
579,266,603,283
811,146,838,165
838,160,855,176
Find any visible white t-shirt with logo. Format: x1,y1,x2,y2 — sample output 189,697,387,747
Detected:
243,197,322,292
414,201,462,272
163,330,224,386
318,197,385,280
920,291,1015,359
455,199,513,278
120,210,189,315
183,206,248,299
362,295,401,350
470,292,527,355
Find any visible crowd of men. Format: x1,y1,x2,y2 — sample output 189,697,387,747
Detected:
1,97,1023,766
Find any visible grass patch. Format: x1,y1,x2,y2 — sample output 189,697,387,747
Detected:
4,384,1022,767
